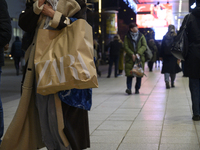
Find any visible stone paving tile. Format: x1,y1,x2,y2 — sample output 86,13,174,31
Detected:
118,144,159,150
3,65,200,150
159,144,200,150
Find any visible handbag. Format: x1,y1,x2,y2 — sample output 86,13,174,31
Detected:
34,19,98,95
144,45,153,62
130,59,144,77
171,14,190,60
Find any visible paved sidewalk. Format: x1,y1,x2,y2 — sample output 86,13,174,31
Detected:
3,64,200,150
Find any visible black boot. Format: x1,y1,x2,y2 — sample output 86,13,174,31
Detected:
166,82,170,89
171,82,175,88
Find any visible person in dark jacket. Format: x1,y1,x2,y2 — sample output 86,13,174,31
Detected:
160,25,182,89
124,23,147,94
107,34,123,78
0,0,12,143
11,36,24,75
118,38,125,76
147,38,158,72
182,0,200,121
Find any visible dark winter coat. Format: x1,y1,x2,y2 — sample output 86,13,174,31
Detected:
148,40,158,62
124,31,147,76
160,32,182,74
118,42,125,71
183,8,200,78
11,38,24,58
0,0,12,66
108,40,123,56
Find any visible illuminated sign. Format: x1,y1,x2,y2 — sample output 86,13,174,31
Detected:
136,4,172,28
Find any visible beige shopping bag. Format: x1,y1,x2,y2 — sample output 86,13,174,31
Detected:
35,19,98,95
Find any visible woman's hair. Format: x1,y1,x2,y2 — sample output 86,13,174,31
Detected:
129,23,137,29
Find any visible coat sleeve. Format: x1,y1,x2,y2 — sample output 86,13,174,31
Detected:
179,14,190,33
0,0,12,48
160,36,166,57
124,36,134,56
137,35,147,56
18,0,41,32
49,0,86,30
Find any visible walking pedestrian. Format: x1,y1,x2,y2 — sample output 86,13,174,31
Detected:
160,24,182,89
94,39,101,77
124,23,147,95
0,0,12,144
147,38,158,72
0,0,90,150
118,38,125,76
181,0,200,121
107,34,122,78
11,36,24,75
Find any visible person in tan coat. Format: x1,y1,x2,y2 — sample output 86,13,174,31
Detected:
0,0,90,150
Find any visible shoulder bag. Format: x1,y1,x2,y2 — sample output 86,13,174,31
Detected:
171,14,190,60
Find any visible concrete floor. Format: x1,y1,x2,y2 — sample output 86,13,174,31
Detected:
3,63,200,150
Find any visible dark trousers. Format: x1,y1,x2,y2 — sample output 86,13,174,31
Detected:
108,55,119,77
189,78,200,116
181,60,185,76
148,61,154,71
14,56,21,71
126,76,142,91
119,70,123,74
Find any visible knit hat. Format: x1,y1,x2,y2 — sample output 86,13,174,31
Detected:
196,0,200,7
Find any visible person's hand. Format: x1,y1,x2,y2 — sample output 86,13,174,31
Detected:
42,4,55,18
132,54,136,62
38,0,46,7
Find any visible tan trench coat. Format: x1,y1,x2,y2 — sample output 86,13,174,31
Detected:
0,0,82,149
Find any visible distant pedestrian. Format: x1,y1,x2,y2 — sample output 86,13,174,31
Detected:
118,38,125,77
147,38,158,72
107,34,122,78
11,36,24,75
0,0,12,144
160,25,182,89
124,23,147,95
93,39,101,77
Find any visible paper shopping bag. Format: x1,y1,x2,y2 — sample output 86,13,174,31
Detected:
34,19,98,95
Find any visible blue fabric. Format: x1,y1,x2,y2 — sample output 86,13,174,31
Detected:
0,67,3,144
58,89,92,110
69,17,78,23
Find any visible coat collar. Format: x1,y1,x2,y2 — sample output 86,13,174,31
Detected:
127,31,143,44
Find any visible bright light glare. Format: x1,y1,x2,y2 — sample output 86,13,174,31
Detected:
154,27,168,40
191,2,196,9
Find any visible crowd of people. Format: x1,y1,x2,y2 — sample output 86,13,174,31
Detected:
1,0,200,149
